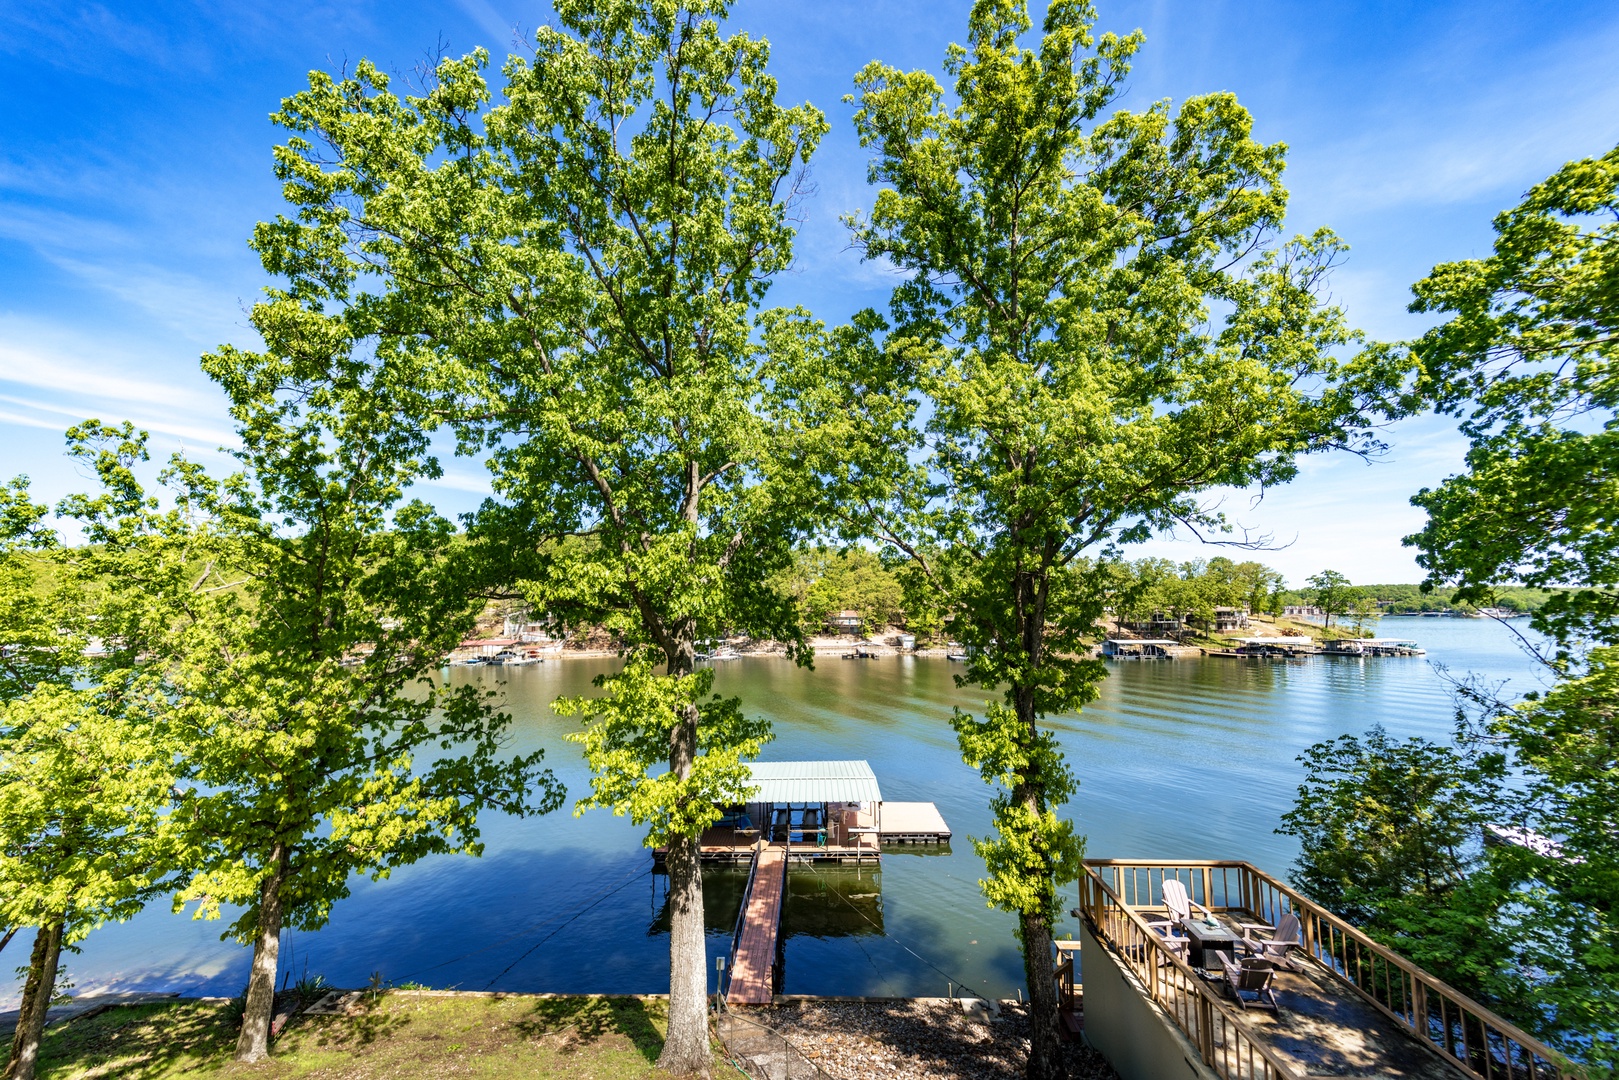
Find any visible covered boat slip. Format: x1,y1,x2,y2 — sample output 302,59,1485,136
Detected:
655,760,952,866
717,761,936,1007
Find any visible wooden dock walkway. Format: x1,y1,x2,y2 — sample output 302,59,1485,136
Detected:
726,844,788,1006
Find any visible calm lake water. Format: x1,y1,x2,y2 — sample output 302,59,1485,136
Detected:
9,617,1546,1006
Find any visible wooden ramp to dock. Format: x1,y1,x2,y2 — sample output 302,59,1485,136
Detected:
726,844,788,1006
879,801,952,842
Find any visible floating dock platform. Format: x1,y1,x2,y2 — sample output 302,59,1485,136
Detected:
877,801,952,843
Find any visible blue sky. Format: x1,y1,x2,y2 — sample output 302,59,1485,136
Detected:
2,0,1616,585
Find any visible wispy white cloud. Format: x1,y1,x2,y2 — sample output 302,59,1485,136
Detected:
43,256,253,346
1297,21,1619,218
0,392,235,449
0,409,72,433
451,0,527,51
422,468,494,495
0,336,223,417
0,321,238,462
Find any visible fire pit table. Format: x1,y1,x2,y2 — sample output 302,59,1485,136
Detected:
1180,915,1243,970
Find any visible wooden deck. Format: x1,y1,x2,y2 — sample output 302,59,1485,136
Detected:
1082,860,1578,1080
727,844,788,1006
879,801,952,842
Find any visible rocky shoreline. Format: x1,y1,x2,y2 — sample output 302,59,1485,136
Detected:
727,999,1118,1080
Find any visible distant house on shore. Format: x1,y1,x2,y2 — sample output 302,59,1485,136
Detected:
503,612,560,643
1117,611,1184,638
826,610,863,634
1284,604,1323,619
1210,606,1249,633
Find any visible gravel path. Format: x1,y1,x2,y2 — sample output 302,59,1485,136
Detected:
726,999,1118,1080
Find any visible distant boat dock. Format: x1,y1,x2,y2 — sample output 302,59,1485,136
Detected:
1102,635,1430,660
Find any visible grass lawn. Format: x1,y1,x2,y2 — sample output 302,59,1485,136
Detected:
3,993,733,1079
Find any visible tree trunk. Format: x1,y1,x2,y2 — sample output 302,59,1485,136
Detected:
1020,894,1063,1080
657,684,711,1078
235,844,289,1063
1013,582,1065,1080
659,825,711,1076
4,918,64,1080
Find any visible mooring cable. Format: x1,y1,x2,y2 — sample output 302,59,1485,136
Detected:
801,858,991,1002
481,867,646,990
390,861,650,987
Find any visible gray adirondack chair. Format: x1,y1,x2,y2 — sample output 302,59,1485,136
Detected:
1241,911,1305,970
1221,955,1279,1011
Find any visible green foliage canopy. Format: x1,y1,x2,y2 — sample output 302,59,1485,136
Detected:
1278,726,1525,1009
0,430,199,1080
171,310,565,1058
1407,144,1619,649
793,2,1405,1073
244,3,828,1069
1305,569,1362,628
773,546,906,636
1301,146,1619,1071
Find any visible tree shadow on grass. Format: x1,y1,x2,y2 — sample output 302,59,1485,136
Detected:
510,995,666,1065
7,1001,237,1079
286,993,410,1051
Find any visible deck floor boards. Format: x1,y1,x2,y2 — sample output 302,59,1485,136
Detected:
727,844,788,1006
878,801,951,840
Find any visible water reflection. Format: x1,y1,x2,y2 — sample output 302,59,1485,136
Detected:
21,619,1542,1006
782,866,885,938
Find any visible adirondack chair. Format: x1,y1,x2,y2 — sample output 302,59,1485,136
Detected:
1221,955,1279,1011
1241,911,1306,970
1142,878,1209,963
1158,878,1213,923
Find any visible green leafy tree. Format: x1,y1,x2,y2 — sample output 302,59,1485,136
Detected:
809,4,1399,1073
1280,726,1500,920
246,2,827,1070
1305,569,1361,628
162,337,564,1062
0,687,176,1080
1277,726,1521,1004
778,546,905,635
1346,595,1382,634
1489,653,1619,1062
1323,144,1619,1072
1228,559,1285,616
1407,143,1619,649
1114,558,1182,633
1399,145,1619,1068
0,434,188,1080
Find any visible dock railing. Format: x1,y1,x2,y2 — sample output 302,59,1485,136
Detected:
1081,859,1583,1080
1055,952,1079,1014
